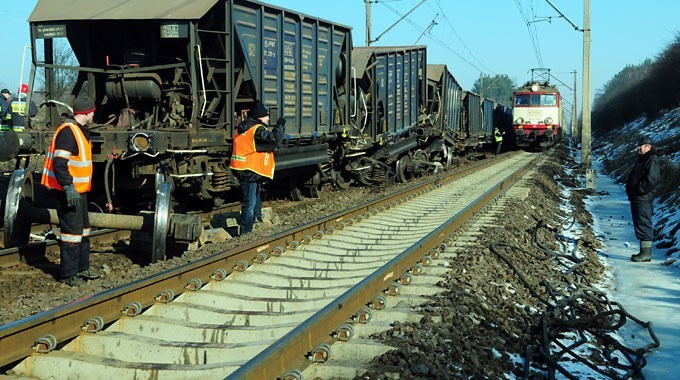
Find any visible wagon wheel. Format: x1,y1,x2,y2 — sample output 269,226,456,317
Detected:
356,166,374,186
3,169,34,248
440,145,454,167
304,172,321,198
412,149,430,177
334,172,352,190
290,186,304,201
305,185,320,198
151,182,171,263
395,154,412,183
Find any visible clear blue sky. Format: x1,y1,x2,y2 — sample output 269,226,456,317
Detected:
2,0,678,110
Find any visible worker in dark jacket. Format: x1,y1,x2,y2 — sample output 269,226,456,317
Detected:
625,137,660,262
230,101,285,234
41,95,101,286
10,84,38,131
494,127,504,155
0,89,11,130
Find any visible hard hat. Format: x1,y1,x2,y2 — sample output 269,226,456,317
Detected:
19,84,29,94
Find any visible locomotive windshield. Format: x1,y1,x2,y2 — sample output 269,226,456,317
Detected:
514,93,557,107
541,94,557,106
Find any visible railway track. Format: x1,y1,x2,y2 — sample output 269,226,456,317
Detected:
1,152,539,379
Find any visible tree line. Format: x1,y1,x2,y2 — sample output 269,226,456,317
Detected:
592,33,680,135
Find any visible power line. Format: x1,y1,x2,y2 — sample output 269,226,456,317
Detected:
433,0,494,74
378,1,492,75
513,0,544,68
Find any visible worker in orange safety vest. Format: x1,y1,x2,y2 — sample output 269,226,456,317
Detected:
229,101,285,234
41,95,101,287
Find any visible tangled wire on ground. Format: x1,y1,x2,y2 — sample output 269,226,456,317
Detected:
489,220,660,380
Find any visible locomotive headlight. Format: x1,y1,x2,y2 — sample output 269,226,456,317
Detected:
514,117,524,124
131,133,152,152
544,117,553,125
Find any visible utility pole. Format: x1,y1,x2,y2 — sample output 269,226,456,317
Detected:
365,0,372,46
480,73,483,98
572,70,578,142
581,0,594,189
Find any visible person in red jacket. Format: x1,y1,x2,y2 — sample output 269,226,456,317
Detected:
230,102,285,234
41,96,101,286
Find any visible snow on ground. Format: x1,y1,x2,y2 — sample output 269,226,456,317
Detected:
584,155,680,379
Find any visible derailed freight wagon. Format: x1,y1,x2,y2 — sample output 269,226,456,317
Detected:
349,46,436,184
460,91,482,152
426,64,463,162
7,0,353,210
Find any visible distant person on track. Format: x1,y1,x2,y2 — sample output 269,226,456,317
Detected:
41,95,101,286
494,127,505,155
625,137,660,262
230,101,285,234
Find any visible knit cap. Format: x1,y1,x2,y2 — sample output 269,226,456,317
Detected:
73,96,96,115
249,102,269,119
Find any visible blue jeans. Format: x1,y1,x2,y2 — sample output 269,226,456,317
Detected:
240,181,262,234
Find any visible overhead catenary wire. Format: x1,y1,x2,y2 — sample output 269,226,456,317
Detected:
513,0,544,68
433,0,495,74
378,1,492,75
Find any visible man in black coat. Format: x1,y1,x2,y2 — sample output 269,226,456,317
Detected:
625,137,660,262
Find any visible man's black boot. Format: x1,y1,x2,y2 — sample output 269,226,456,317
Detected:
631,241,652,262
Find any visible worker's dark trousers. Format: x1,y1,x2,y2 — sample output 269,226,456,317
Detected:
630,198,654,241
56,191,91,278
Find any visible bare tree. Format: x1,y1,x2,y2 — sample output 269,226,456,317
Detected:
35,39,79,102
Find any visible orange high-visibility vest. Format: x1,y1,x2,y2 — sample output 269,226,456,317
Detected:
41,122,93,193
230,124,275,179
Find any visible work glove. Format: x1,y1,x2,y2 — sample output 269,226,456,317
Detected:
63,184,81,208
275,117,286,141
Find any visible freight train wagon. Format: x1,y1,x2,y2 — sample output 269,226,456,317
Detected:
3,0,353,210
425,64,463,164
348,46,428,184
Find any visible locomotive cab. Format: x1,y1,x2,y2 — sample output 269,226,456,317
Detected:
512,76,562,149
